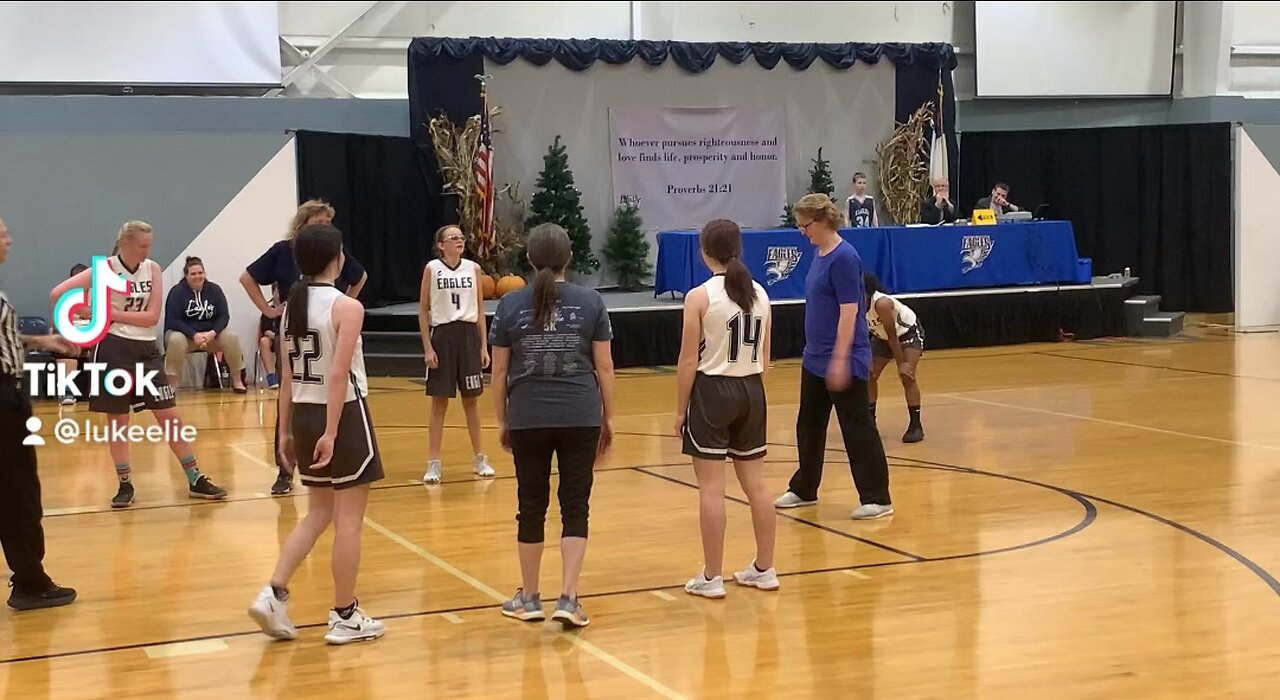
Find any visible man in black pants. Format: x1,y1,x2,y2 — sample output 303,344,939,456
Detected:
775,194,894,520
0,216,77,610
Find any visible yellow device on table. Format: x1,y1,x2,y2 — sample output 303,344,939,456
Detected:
971,208,997,226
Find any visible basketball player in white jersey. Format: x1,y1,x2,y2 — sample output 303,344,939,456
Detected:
248,223,386,645
675,219,779,598
49,221,226,508
863,272,925,443
417,224,492,484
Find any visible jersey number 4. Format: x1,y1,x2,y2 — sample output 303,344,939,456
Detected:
287,329,324,383
451,292,461,310
726,312,762,363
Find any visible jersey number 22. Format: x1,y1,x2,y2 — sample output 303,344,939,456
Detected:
287,329,324,383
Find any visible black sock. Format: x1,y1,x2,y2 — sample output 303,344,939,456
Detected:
271,585,289,602
908,405,921,428
754,562,768,573
335,600,357,619
869,402,877,420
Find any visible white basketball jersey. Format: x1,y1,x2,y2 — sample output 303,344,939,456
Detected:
284,284,369,405
426,258,481,326
107,255,158,341
866,290,917,340
697,275,770,377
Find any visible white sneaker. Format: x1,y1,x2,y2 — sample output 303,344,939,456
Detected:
423,459,442,484
474,454,494,478
324,606,385,645
851,503,894,520
247,586,298,640
684,571,726,599
774,492,817,509
733,562,780,591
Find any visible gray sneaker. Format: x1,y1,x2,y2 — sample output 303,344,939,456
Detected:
552,595,590,629
850,503,894,520
500,589,544,622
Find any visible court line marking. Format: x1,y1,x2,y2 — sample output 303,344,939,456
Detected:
364,517,686,700
39,461,695,520
885,452,1280,598
938,392,1280,453
1036,349,1280,383
651,590,677,601
142,639,228,659
441,612,465,624
2,467,1098,668
635,467,926,562
842,570,870,580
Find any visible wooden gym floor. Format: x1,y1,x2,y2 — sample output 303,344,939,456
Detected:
3,321,1279,699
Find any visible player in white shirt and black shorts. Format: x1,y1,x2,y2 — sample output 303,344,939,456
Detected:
248,222,386,645
864,272,925,443
417,224,492,484
50,221,226,509
675,219,779,599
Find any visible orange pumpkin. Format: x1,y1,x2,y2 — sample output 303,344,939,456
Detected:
495,275,527,298
480,274,497,300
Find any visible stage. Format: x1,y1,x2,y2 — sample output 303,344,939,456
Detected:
361,277,1138,376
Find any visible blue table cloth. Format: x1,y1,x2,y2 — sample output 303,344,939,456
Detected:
654,220,1081,298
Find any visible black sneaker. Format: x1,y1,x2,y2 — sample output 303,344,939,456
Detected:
8,582,77,611
902,425,924,444
111,482,135,509
270,471,293,496
189,474,228,500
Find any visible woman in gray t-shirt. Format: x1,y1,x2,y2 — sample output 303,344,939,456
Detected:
489,223,615,629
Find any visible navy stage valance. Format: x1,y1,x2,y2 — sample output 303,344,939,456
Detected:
408,37,957,74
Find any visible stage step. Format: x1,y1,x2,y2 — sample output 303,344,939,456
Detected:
1123,294,1184,337
1138,311,1185,337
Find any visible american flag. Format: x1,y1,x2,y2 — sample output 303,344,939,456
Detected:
474,94,495,260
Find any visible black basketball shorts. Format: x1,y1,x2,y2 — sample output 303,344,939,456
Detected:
88,333,177,414
425,321,483,399
292,397,385,490
682,372,767,461
871,324,925,360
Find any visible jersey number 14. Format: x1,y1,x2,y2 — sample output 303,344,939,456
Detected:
726,312,762,363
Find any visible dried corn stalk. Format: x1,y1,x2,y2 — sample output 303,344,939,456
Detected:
426,106,504,268
875,104,934,225
489,181,529,277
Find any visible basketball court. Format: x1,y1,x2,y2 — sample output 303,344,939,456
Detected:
2,320,1277,698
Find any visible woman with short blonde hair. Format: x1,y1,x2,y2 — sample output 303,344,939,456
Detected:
775,194,893,521
239,200,368,495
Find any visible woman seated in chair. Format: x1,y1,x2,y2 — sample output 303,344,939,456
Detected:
164,256,247,393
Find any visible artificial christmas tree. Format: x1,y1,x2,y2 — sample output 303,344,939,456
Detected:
526,135,599,275
781,147,835,228
602,199,651,291
808,147,835,200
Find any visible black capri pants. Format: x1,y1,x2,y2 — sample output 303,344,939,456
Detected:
509,426,600,544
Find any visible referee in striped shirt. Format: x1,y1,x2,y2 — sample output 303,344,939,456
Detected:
0,216,77,611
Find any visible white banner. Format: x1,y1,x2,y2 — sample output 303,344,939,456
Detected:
609,107,787,232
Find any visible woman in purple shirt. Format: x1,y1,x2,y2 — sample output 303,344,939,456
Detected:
774,194,893,520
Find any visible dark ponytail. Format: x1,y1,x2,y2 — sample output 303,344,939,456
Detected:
526,223,573,330
287,223,344,342
700,219,757,313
